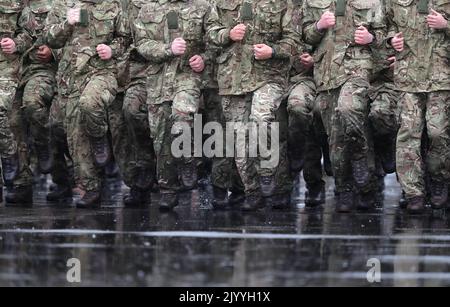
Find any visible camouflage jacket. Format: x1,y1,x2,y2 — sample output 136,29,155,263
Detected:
387,0,450,92
134,0,217,104
209,0,301,96
0,0,34,80
302,0,386,91
44,0,129,97
20,0,58,83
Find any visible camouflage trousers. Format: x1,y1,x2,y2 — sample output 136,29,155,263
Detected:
121,82,155,189
397,91,450,199
212,83,291,196
369,82,400,138
65,74,117,192
49,94,73,187
9,74,56,187
148,89,200,193
287,79,325,188
317,78,375,193
0,79,18,158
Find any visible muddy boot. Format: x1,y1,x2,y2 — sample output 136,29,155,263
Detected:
407,196,425,214
180,162,198,190
35,144,54,174
76,191,101,209
90,136,111,167
5,185,33,206
1,153,19,186
124,187,148,208
270,193,292,210
380,138,396,174
335,190,354,213
159,192,179,211
212,186,229,210
242,193,264,212
229,190,245,206
305,182,326,208
46,184,72,202
429,180,448,210
260,176,276,198
351,157,370,188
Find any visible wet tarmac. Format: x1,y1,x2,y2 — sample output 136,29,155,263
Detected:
0,174,449,287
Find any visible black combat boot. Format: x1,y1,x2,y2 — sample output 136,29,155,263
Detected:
260,176,276,198
380,138,396,174
35,144,54,174
46,184,72,202
335,190,354,213
159,193,179,211
351,157,370,188
305,182,326,208
399,190,408,209
212,186,229,210
180,162,198,190
1,153,19,186
270,193,292,210
229,190,245,206
429,180,448,210
124,187,149,208
242,194,264,212
407,196,425,214
355,190,377,211
5,185,33,206
90,136,111,167
135,168,154,191
76,191,101,209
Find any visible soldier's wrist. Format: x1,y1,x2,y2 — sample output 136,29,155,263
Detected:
165,44,175,58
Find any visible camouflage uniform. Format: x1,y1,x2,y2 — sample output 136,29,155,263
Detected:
134,0,217,194
209,0,299,197
386,0,450,199
302,0,386,195
118,0,156,190
45,0,129,193
0,0,33,184
10,0,57,189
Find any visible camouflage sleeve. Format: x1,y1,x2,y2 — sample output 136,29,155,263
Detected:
205,3,232,47
44,1,74,49
271,1,303,60
302,1,325,46
110,8,131,58
369,0,387,50
13,5,34,54
385,0,397,45
134,8,173,63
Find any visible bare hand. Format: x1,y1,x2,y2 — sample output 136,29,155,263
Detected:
37,45,53,62
0,38,17,54
96,44,112,60
230,24,247,42
171,37,186,56
354,26,374,45
253,44,273,60
317,11,336,31
189,55,205,73
67,8,81,25
391,32,404,52
300,53,314,69
427,9,448,29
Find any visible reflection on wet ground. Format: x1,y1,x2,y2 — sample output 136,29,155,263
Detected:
0,174,449,286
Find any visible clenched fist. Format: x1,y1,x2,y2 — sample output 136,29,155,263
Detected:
1,38,16,54
300,53,314,69
97,44,112,60
427,9,448,29
317,11,335,31
230,24,247,42
354,26,374,45
189,55,205,73
391,32,404,52
171,37,186,56
253,44,273,60
37,45,53,62
67,8,81,25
